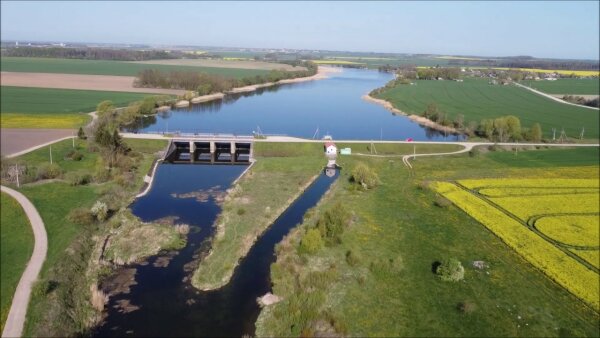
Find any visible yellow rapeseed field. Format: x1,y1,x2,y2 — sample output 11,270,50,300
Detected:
572,250,600,270
536,215,599,247
0,113,89,129
433,180,599,311
478,187,599,197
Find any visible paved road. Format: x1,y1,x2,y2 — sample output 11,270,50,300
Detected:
1,186,47,338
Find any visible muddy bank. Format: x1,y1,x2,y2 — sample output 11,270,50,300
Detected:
362,94,460,135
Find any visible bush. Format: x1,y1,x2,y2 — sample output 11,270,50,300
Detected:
435,258,465,282
65,149,84,161
457,300,477,314
67,207,95,225
65,171,92,186
237,208,246,216
434,196,452,208
351,162,379,189
77,127,87,140
316,203,351,245
36,163,62,180
90,201,109,222
345,250,360,267
299,228,324,254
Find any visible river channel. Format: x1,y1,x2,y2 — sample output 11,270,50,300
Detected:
128,68,462,141
94,164,338,337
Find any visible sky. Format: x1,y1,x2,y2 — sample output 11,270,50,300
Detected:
1,1,599,60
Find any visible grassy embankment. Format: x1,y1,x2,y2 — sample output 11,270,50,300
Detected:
256,143,599,336
192,142,464,290
373,77,600,140
520,78,600,95
0,86,153,129
0,137,176,336
0,192,34,333
0,57,273,78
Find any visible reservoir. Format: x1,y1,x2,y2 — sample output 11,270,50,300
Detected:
128,68,462,141
94,164,339,337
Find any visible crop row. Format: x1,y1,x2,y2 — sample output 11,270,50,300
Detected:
433,181,599,311
478,187,599,197
459,178,599,190
571,249,600,270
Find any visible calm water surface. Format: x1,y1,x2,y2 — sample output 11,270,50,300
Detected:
94,164,338,337
130,68,462,141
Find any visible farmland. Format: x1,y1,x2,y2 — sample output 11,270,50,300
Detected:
0,86,154,128
520,78,600,95
256,145,600,337
372,78,600,139
433,177,599,311
0,57,273,79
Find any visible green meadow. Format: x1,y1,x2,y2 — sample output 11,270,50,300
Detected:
374,78,599,139
520,78,600,95
256,144,600,337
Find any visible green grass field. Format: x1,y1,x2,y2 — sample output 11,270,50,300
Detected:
0,86,153,114
520,79,600,95
1,57,271,79
11,138,167,336
256,144,600,337
0,86,157,128
374,78,599,139
0,192,34,333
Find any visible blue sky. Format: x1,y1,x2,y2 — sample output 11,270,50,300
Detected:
1,1,598,59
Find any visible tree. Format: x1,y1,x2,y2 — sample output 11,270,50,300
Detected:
493,118,508,142
453,114,464,129
478,119,494,138
436,258,465,282
96,100,115,117
77,127,86,139
505,115,522,140
351,163,380,189
530,123,542,142
299,228,323,254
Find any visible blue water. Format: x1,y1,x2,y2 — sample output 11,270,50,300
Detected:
131,68,462,141
94,164,339,337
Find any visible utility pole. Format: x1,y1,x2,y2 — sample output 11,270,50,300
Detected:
50,146,53,164
15,163,20,188
380,127,382,141
72,132,75,148
413,145,416,160
580,127,585,140
552,128,556,141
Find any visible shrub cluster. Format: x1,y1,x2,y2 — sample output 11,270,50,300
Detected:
435,258,465,282
350,162,379,190
36,163,62,180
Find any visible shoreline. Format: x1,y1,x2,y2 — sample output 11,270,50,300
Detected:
177,66,340,104
191,172,320,291
361,94,461,135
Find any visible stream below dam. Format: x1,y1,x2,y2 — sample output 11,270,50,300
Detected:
94,164,338,337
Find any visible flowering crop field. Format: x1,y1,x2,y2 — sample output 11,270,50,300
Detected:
433,178,599,311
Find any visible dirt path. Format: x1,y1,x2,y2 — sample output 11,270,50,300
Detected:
1,186,47,338
514,82,599,110
0,72,185,95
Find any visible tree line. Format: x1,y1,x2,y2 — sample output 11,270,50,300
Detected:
448,58,599,71
421,103,543,142
135,62,318,94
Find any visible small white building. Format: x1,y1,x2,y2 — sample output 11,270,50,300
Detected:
324,141,337,156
